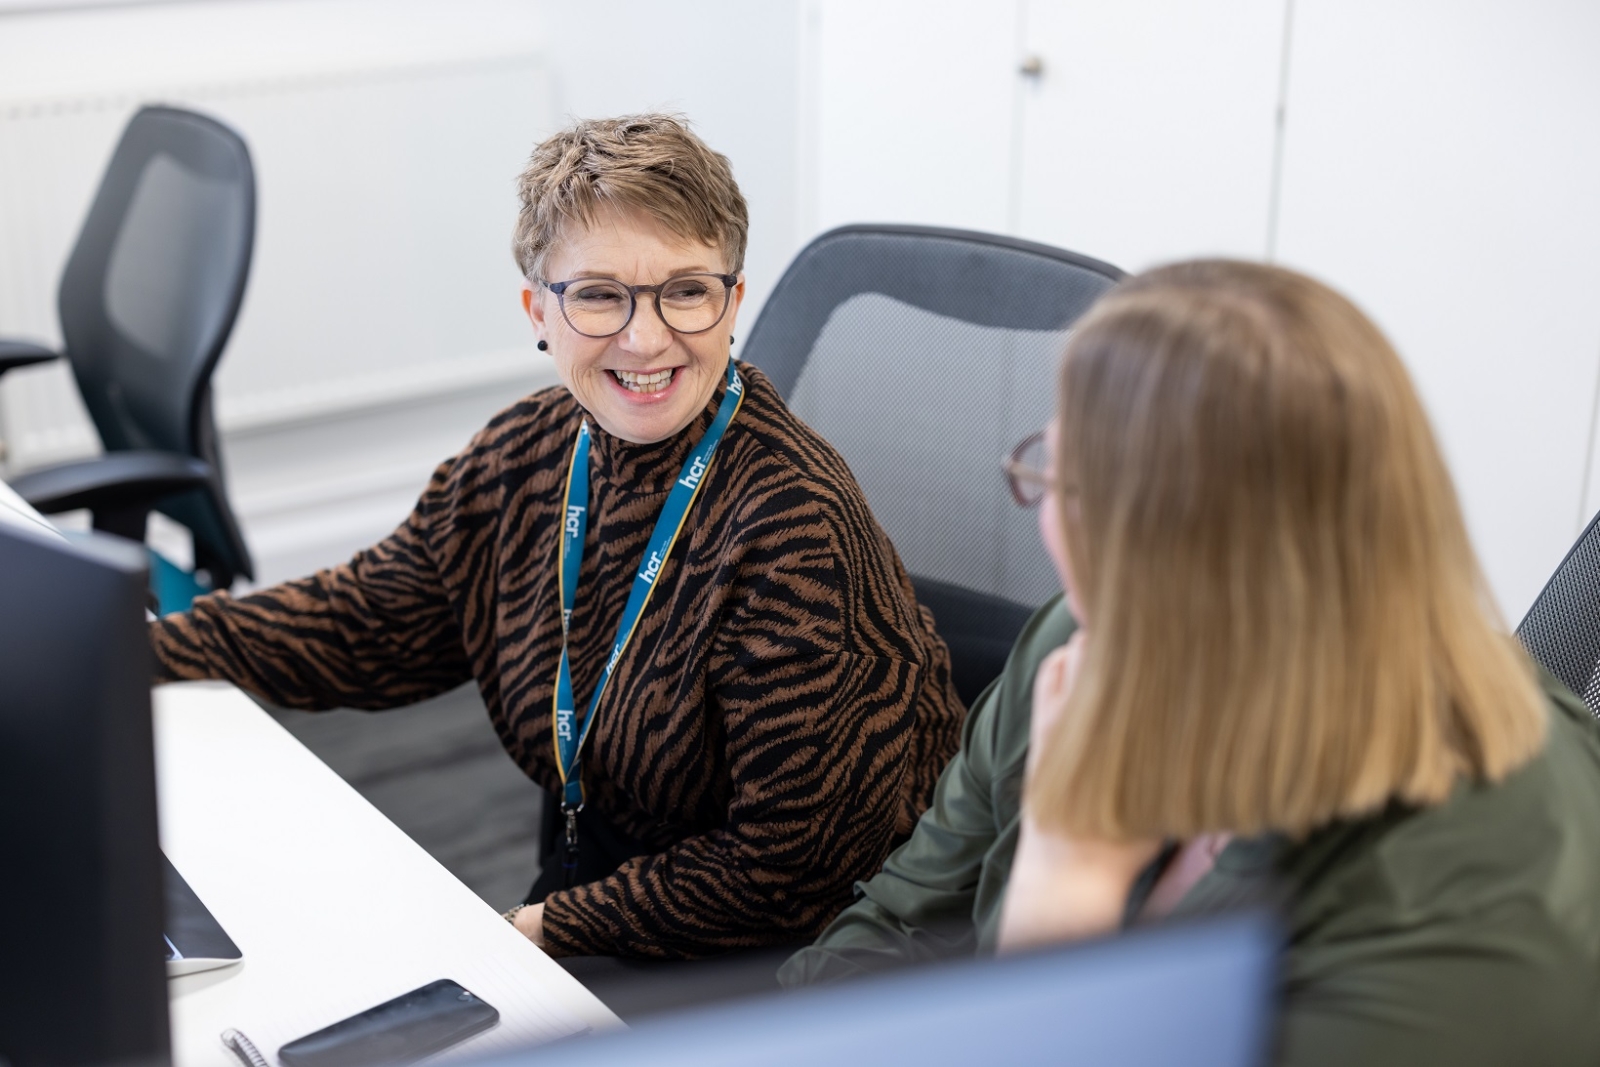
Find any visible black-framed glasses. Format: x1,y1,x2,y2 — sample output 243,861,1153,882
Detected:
540,273,738,338
1003,430,1051,508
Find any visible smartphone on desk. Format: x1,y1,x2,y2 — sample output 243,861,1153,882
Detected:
278,979,499,1067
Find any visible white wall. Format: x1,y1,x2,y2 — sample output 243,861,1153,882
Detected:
804,0,1600,621
1015,1,1286,270
1273,0,1600,620
804,0,1287,266
4,0,1596,620
808,0,1018,236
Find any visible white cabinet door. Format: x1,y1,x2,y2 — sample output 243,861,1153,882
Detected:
1274,0,1600,620
809,0,1019,236
1015,0,1289,272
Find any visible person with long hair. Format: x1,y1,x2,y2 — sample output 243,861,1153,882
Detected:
786,260,1600,1064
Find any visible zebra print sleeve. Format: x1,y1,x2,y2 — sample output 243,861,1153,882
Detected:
148,460,474,711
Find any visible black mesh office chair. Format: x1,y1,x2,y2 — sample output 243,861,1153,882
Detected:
1517,511,1600,717
742,224,1124,706
0,105,256,590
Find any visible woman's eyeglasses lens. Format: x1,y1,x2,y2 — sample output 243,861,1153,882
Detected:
558,274,732,338
1004,431,1050,508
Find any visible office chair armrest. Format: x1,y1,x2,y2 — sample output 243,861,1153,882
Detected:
11,451,213,515
0,339,62,377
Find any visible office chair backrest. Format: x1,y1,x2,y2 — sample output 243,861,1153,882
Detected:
1517,510,1600,717
744,224,1122,609
58,105,256,583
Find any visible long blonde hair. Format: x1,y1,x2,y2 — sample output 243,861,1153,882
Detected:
1031,260,1547,840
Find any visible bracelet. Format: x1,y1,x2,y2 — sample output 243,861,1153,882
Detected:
502,903,530,925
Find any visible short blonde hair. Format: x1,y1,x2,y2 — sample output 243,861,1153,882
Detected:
512,113,749,281
1032,260,1547,841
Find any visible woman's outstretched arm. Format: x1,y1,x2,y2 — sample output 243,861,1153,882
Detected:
150,457,476,711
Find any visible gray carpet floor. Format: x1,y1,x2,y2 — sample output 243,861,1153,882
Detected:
261,684,545,912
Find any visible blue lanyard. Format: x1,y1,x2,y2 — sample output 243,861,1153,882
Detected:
552,360,745,836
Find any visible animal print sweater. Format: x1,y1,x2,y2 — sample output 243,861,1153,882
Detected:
150,362,965,959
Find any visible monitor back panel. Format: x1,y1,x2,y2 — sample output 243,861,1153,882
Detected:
502,911,1278,1067
0,525,168,1067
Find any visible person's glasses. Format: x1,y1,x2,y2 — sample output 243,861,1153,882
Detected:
540,273,738,339
1003,430,1051,508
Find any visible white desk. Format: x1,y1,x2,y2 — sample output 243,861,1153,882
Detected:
155,682,622,1067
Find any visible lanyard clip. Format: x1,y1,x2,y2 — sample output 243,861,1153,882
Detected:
561,804,581,889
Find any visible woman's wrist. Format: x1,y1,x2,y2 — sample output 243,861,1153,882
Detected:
998,813,1159,953
503,901,545,947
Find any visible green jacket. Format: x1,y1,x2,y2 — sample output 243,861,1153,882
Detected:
781,595,1600,1065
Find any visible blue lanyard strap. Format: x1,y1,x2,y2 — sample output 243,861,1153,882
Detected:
551,360,745,815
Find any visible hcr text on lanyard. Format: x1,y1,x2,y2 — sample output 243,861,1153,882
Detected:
551,359,745,887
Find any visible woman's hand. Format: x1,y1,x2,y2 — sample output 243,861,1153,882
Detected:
998,631,1161,953
512,902,546,947
1023,631,1087,782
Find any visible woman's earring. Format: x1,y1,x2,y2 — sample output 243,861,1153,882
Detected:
537,339,548,352
729,336,735,346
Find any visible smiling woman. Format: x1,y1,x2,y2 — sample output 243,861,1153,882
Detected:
523,206,739,445
148,113,967,962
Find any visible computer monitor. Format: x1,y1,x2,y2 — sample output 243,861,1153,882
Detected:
0,522,169,1067
497,910,1278,1067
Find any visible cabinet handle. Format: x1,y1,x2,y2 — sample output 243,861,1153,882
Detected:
1018,55,1045,78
